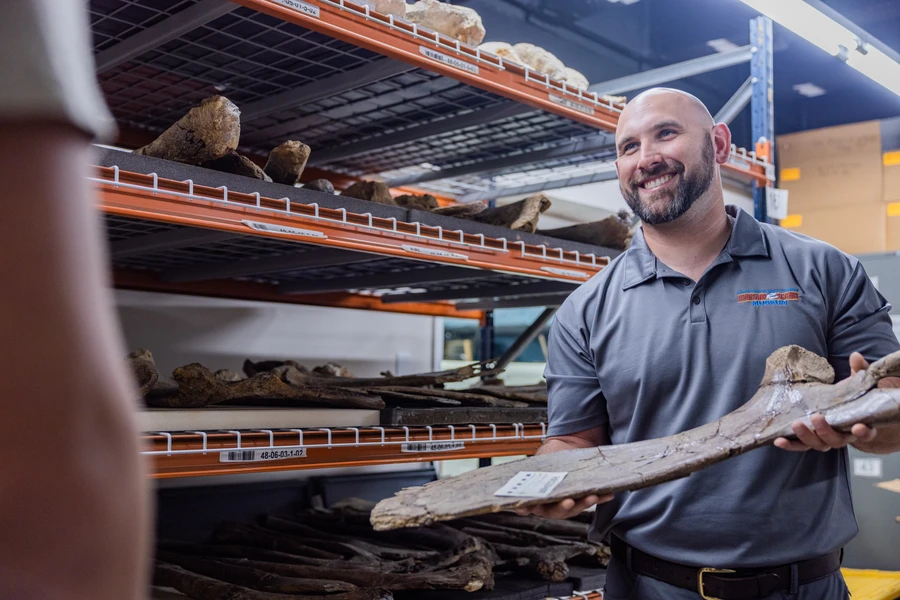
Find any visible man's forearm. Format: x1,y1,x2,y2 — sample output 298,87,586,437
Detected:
535,427,609,455
853,423,900,455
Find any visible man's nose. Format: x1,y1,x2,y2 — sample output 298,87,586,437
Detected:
637,146,665,172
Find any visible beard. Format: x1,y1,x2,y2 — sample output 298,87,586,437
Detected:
620,135,716,225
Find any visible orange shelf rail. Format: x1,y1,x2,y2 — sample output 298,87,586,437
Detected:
144,423,546,478
231,0,772,186
93,166,610,284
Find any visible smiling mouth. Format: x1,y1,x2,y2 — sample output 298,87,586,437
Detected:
639,173,677,191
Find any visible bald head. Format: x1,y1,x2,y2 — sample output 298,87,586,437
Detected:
618,88,714,143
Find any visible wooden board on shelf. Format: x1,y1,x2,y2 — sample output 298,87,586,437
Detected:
139,408,381,432
382,406,547,426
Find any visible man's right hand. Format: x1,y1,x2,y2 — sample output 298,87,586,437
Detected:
511,426,614,519
512,493,614,519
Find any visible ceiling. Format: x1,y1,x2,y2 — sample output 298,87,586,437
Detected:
457,0,900,149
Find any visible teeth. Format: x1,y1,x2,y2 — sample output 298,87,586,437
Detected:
643,174,674,190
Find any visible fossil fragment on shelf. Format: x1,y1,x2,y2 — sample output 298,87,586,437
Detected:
468,193,551,232
430,201,487,218
341,180,396,205
134,95,240,164
512,43,566,80
201,150,271,181
128,348,159,398
406,0,486,45
393,193,439,210
538,211,635,250
477,41,522,64
561,66,589,91
264,141,311,186
301,179,335,194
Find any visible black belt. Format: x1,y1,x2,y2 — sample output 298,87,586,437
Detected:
610,535,842,600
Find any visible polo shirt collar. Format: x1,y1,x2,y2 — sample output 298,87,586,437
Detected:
622,205,769,290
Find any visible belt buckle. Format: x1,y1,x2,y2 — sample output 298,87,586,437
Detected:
697,567,736,600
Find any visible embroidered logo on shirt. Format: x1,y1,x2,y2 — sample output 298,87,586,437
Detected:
737,288,800,306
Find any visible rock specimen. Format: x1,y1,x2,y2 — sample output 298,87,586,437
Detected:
264,140,311,185
371,0,407,18
406,0,486,45
134,95,240,164
301,179,335,194
539,211,635,250
469,193,551,232
394,193,439,210
561,67,589,91
128,348,159,397
431,202,487,218
201,150,271,181
341,180,396,205
371,346,900,529
477,42,522,63
512,44,566,80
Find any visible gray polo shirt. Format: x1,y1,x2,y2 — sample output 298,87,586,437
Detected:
545,205,899,568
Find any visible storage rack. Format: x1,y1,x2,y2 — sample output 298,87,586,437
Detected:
87,0,777,474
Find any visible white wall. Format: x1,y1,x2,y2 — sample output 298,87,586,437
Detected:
115,290,440,378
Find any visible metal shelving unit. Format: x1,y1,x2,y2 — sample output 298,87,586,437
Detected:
87,0,775,478
146,422,545,478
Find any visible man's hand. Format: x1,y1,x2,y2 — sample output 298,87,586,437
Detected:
513,493,614,519
511,427,614,519
774,352,900,453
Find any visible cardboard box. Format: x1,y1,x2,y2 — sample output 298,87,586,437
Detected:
782,204,886,255
777,121,883,212
884,152,900,204
887,204,900,251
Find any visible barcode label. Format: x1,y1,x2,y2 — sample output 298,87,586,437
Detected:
242,220,326,239
219,448,308,463
274,0,320,17
549,93,595,116
401,244,469,260
419,47,480,75
401,441,466,453
495,471,568,498
541,266,590,279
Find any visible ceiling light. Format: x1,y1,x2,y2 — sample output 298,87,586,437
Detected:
737,0,900,97
792,82,827,97
707,38,743,53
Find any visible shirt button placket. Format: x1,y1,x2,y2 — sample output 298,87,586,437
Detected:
690,289,706,323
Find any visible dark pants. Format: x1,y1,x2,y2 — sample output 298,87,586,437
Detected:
603,554,851,600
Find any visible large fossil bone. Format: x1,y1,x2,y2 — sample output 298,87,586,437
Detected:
371,346,900,529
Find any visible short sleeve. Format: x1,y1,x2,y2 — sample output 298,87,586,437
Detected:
544,299,608,437
0,1,116,139
827,260,899,380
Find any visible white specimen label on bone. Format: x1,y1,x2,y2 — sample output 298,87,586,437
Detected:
274,0,320,18
401,441,466,453
495,471,568,498
548,93,595,116
242,220,326,238
419,46,480,75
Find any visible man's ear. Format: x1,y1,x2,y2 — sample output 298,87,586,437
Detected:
712,123,732,165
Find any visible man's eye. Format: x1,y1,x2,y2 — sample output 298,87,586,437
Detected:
660,129,676,138
623,143,638,153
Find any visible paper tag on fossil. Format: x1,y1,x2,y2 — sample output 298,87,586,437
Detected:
495,471,568,498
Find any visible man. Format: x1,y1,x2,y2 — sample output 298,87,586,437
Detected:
0,2,150,599
519,88,900,600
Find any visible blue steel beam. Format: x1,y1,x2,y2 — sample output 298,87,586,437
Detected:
750,16,775,223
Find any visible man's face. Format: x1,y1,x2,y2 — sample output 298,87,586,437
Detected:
615,97,716,225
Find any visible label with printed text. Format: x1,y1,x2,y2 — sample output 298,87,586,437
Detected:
219,448,308,463
401,244,469,260
540,266,590,279
419,46,479,75
401,441,466,453
495,471,568,498
242,220,326,239
274,0,320,17
548,93,595,116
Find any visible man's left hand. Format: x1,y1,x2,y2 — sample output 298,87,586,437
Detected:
774,352,899,452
